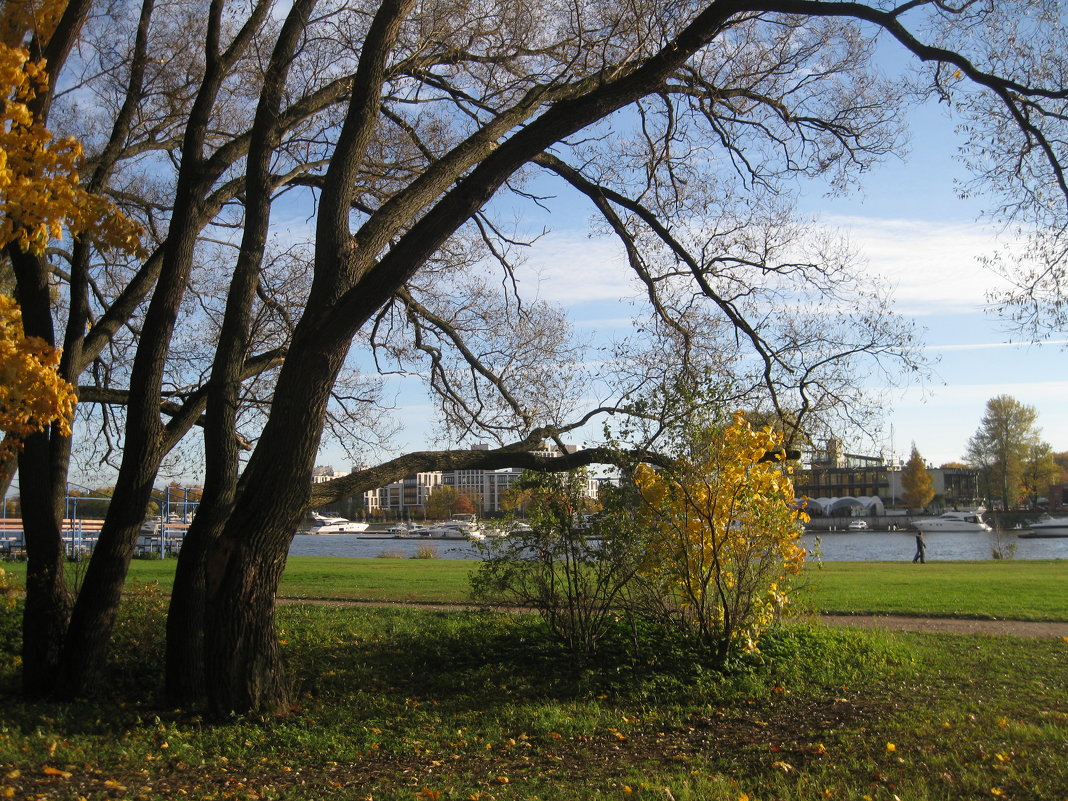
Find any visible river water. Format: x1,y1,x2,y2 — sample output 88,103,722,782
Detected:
289,530,1068,561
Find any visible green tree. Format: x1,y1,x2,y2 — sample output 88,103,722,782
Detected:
900,445,935,512
424,486,458,520
965,395,1042,509
1021,441,1058,509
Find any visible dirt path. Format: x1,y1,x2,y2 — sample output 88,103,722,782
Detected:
277,597,1068,639
815,614,1068,638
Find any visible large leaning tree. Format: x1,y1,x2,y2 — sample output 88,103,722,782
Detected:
7,0,1067,715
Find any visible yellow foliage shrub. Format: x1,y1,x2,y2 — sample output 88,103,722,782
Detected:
633,412,806,661
0,0,143,255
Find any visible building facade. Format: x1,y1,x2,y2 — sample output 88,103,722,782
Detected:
794,439,889,502
794,439,984,513
363,442,598,518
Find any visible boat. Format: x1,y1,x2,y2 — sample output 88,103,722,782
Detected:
846,520,869,531
302,512,370,534
1019,517,1068,538
421,521,483,540
388,522,426,537
912,511,991,533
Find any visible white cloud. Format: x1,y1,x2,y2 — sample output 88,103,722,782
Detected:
515,231,633,304
819,216,1017,315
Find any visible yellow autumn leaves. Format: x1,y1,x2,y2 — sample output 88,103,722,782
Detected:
0,0,142,256
0,0,143,471
633,412,806,656
0,294,75,466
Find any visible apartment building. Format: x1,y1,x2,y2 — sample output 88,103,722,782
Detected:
363,442,598,517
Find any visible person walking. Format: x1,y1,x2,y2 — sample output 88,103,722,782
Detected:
912,530,926,564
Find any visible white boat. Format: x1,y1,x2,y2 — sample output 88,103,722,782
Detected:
847,520,869,531
912,511,991,533
421,521,483,540
1020,517,1068,538
388,522,426,537
303,512,370,534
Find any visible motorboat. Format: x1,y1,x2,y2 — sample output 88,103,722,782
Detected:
303,511,370,534
421,521,483,540
388,522,426,537
912,511,991,533
1019,517,1068,538
846,520,869,531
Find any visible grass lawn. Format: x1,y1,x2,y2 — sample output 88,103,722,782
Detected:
0,592,1064,801
792,559,1068,621
0,557,1065,798
110,556,1068,620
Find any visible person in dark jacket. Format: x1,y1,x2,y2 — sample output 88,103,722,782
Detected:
912,530,926,563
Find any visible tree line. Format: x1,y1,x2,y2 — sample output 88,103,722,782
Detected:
901,394,1065,513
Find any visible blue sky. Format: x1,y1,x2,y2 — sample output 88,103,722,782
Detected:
804,100,1068,466
339,94,1067,471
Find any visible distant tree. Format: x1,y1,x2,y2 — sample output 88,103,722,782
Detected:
965,396,1043,509
1021,442,1059,509
499,486,534,514
939,461,969,470
453,493,477,516
424,486,458,520
1052,452,1068,485
900,445,935,512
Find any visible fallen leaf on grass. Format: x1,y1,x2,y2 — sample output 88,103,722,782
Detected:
42,766,72,778
770,761,795,774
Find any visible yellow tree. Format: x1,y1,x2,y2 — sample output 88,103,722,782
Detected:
900,444,935,512
0,0,139,477
634,412,806,664
0,0,140,256
0,0,143,696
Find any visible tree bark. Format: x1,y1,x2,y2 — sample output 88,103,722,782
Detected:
165,0,319,707
57,0,275,698
16,434,70,696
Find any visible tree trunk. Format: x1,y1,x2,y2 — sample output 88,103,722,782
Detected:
165,508,217,705
204,518,298,717
165,0,317,708
17,436,70,696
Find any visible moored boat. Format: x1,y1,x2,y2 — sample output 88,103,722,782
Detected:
912,511,991,533
302,511,370,534
1019,517,1068,538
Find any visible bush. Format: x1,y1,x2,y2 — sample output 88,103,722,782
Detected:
474,470,645,662
631,412,806,666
